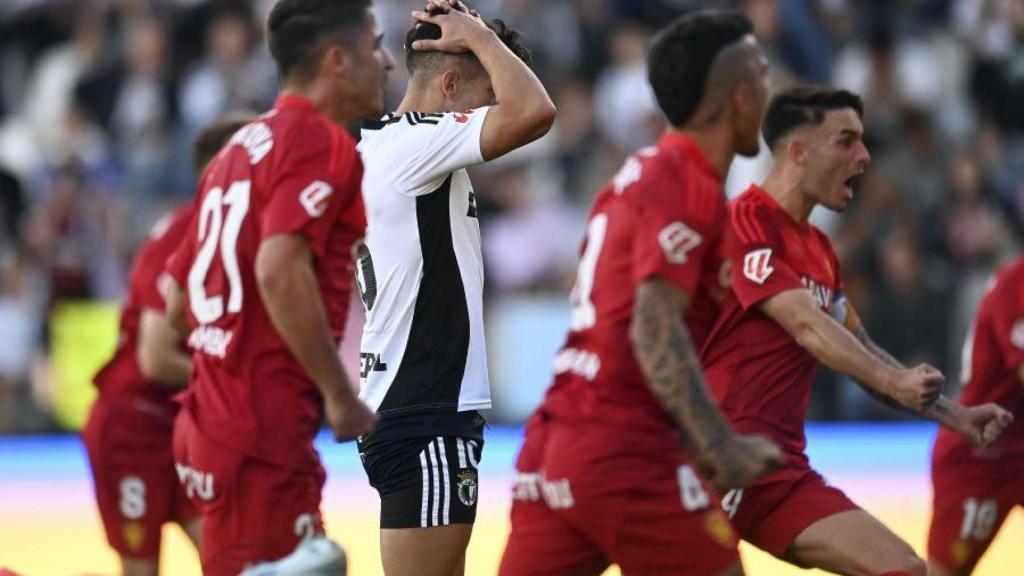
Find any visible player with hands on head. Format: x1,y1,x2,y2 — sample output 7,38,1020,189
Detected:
163,1,393,574
353,1,554,575
700,84,1013,576
499,10,781,576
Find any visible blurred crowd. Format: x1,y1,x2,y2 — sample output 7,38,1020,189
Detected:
1,0,1023,431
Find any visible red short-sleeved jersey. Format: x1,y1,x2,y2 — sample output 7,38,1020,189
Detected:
166,95,366,468
934,258,1024,462
537,132,729,446
701,185,843,468
93,203,195,402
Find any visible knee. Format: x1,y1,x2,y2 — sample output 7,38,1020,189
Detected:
876,551,926,576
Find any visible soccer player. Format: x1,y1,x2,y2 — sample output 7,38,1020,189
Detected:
928,256,1024,575
353,1,554,574
82,117,247,576
499,11,782,576
163,1,392,575
701,85,1014,576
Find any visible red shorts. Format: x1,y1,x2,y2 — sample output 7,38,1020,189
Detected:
723,462,860,557
172,409,326,576
82,395,197,559
928,447,1023,573
499,416,739,576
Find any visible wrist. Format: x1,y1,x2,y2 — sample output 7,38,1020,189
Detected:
465,25,497,51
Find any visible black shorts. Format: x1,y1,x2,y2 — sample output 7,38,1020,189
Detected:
358,412,485,529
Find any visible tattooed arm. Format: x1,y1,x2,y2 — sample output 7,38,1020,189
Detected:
630,279,781,489
842,299,1012,444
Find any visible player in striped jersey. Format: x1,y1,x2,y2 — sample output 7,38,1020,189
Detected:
355,1,555,575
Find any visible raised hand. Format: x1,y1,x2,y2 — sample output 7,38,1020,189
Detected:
888,364,944,411
411,5,490,54
697,433,784,491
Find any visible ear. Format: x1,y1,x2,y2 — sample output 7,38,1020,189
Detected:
788,136,808,167
323,44,353,78
441,68,460,101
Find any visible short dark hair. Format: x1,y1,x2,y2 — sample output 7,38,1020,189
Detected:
647,10,754,127
267,0,371,81
405,10,532,78
192,117,251,174
762,86,864,150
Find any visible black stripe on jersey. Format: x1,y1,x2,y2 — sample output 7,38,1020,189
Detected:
379,174,468,416
363,114,401,131
406,111,440,126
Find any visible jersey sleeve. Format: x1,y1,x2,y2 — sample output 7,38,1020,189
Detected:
389,108,491,196
165,221,196,288
261,123,363,258
631,171,714,296
985,275,1024,370
726,203,804,310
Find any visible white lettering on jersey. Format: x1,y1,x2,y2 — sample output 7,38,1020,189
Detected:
298,180,333,218
743,248,774,284
658,221,702,264
552,347,601,380
1012,319,1024,350
175,463,215,501
229,122,274,165
803,277,834,311
612,156,642,195
187,325,234,358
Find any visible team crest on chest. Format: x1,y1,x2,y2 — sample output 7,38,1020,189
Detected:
457,469,478,507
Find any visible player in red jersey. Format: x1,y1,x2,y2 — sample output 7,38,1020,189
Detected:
163,1,392,575
499,11,782,576
701,85,1013,576
81,117,248,576
928,257,1024,575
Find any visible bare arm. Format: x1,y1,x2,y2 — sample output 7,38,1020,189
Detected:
759,289,942,411
165,280,188,336
630,279,732,452
137,308,191,387
631,279,781,488
411,7,556,160
256,235,376,440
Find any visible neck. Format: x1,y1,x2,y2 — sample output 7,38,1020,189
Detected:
672,124,735,177
395,82,447,115
761,164,816,223
281,80,355,125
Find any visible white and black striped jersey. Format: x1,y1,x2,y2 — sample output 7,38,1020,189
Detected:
356,108,493,429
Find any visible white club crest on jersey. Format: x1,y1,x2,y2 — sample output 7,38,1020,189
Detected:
743,248,774,284
1011,319,1024,350
658,222,702,264
299,181,333,218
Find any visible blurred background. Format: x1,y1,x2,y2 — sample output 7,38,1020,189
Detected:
3,0,1024,433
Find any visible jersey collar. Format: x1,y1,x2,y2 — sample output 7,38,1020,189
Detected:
657,131,722,182
274,93,317,111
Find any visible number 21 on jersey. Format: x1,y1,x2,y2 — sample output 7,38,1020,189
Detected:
188,180,251,324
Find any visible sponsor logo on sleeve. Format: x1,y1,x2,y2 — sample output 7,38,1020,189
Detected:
298,180,333,218
1011,319,1024,350
658,221,702,264
743,248,774,284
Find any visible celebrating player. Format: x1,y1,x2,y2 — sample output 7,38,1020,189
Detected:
499,11,782,576
163,1,392,575
81,117,247,576
701,85,1013,576
354,1,554,574
928,257,1024,575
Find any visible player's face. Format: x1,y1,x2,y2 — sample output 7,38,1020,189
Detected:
339,11,394,119
804,108,870,212
733,39,772,157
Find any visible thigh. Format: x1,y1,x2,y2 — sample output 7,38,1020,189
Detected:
381,524,473,576
498,494,609,576
732,468,859,558
928,457,1016,575
186,431,326,576
614,461,740,576
84,402,175,560
786,509,921,576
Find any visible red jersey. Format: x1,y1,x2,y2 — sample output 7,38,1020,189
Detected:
93,203,195,404
538,132,728,446
934,258,1024,462
166,95,366,468
701,185,843,468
